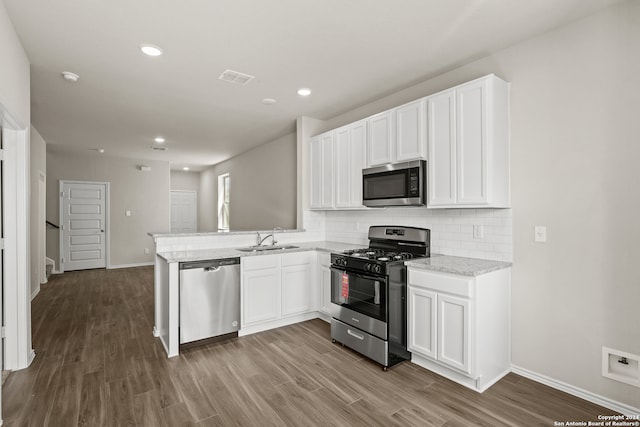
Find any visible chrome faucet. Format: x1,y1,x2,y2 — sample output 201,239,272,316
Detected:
256,231,275,246
255,227,283,246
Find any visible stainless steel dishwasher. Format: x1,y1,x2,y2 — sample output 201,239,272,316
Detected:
179,257,240,344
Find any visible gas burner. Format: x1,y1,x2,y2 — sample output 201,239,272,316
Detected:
340,248,421,263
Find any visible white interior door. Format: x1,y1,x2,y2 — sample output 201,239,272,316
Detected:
171,191,197,233
60,181,108,271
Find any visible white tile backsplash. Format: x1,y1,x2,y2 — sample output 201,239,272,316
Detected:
321,207,512,262
153,207,512,262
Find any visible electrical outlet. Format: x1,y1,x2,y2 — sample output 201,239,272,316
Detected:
473,225,484,240
144,248,149,254
126,210,131,217
534,226,547,243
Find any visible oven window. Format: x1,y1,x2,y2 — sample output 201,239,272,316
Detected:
363,171,407,200
331,270,387,322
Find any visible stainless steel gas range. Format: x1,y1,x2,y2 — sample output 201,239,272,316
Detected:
330,226,430,370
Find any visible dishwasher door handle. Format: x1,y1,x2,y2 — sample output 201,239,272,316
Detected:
204,266,221,272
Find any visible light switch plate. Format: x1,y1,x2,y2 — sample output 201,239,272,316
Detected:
126,210,131,217
534,226,547,242
473,225,484,240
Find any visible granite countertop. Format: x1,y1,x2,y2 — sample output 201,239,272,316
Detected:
148,228,305,239
157,241,359,263
405,254,511,277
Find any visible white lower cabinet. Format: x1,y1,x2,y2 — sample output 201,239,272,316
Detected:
437,293,472,375
281,254,315,317
407,287,437,359
242,267,279,325
407,267,510,392
241,251,317,335
317,252,333,321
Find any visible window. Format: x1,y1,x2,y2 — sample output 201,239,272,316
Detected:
218,173,230,231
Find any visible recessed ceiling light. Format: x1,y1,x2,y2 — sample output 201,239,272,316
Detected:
154,137,165,143
262,98,277,105
297,88,311,97
61,71,80,83
140,44,163,56
183,167,190,171
91,148,104,153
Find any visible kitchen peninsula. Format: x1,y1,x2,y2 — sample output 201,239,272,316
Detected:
149,228,349,357
150,228,511,375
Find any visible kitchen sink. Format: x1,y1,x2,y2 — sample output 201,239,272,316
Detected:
237,245,299,252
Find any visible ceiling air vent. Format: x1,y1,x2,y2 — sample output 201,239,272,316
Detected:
218,69,255,85
151,145,168,151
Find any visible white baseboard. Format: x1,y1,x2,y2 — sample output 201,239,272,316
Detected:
511,365,640,416
108,262,154,269
31,285,40,301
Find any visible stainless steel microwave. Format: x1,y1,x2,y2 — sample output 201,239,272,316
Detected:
362,160,426,207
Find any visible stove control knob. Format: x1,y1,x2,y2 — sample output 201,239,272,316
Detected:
373,264,382,274
335,258,346,267
364,263,371,272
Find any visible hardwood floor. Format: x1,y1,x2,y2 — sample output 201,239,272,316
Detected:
3,267,616,426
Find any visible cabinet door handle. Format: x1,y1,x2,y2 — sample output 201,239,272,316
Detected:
347,329,364,340
351,317,360,323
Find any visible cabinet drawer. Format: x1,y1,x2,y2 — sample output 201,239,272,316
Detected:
331,319,388,367
242,254,278,271
408,269,474,298
281,251,314,267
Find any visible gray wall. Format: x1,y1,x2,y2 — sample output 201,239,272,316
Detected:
170,170,200,192
318,0,640,409
30,126,46,296
200,132,296,231
0,1,29,127
46,149,171,267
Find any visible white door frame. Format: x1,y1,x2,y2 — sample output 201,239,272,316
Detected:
59,180,111,273
170,190,198,233
1,103,34,375
38,171,47,286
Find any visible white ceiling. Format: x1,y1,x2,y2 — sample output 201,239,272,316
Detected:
4,0,624,171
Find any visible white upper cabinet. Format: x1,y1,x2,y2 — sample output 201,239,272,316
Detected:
309,136,323,209
396,99,426,162
367,100,426,167
309,131,335,209
335,120,366,208
427,74,510,208
320,132,334,207
334,126,351,208
348,121,367,207
366,111,395,166
311,121,366,210
427,90,457,207
310,74,509,210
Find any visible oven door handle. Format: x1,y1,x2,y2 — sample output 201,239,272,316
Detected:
330,267,386,283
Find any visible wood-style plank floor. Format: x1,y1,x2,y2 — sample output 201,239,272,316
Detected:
3,266,616,426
